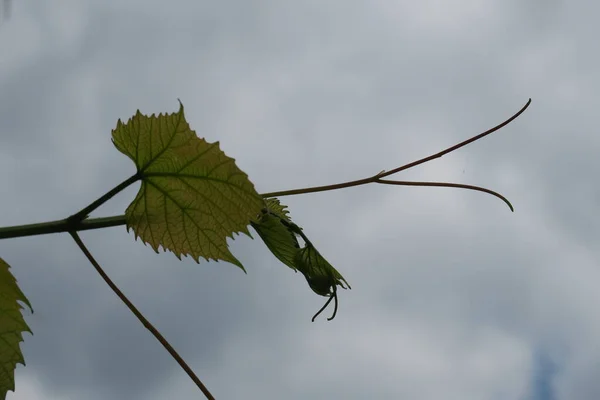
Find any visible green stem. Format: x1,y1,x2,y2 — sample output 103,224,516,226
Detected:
262,98,531,199
0,174,139,240
68,230,216,400
0,98,530,241
67,173,140,222
0,215,127,240
375,179,514,211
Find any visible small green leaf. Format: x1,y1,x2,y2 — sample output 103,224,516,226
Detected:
294,242,350,297
112,101,265,270
251,198,300,271
253,198,350,304
262,197,294,223
0,257,32,399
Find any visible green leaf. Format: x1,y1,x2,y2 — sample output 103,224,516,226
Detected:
0,257,32,400
253,198,350,296
294,242,350,297
112,101,265,270
262,197,294,223
251,198,300,271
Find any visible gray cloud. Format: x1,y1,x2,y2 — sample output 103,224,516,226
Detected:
1,1,598,399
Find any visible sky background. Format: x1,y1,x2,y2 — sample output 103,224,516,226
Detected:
0,1,597,399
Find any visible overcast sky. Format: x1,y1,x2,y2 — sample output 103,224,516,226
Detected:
0,1,598,399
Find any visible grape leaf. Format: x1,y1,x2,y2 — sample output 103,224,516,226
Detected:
262,197,294,223
0,257,32,400
252,198,350,297
294,243,350,297
112,101,265,270
251,198,300,271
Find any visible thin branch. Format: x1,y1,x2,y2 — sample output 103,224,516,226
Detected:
262,98,531,205
67,174,140,223
375,179,514,212
68,230,216,400
0,215,127,240
378,98,531,178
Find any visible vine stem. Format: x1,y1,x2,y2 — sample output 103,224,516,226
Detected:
68,230,216,400
67,173,140,222
261,98,531,202
0,98,530,241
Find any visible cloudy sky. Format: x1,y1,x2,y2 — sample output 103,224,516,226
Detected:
0,1,597,399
